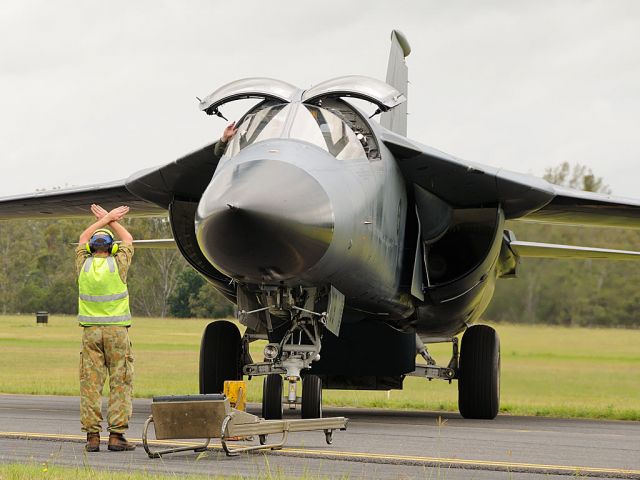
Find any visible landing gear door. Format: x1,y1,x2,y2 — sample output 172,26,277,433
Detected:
325,286,345,337
411,204,425,301
236,286,269,334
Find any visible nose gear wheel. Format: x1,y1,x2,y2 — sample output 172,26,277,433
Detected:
262,374,283,420
301,374,322,419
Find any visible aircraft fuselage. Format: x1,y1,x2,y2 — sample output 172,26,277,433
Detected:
193,99,506,339
195,108,412,322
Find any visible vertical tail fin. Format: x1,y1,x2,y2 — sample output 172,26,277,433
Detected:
381,30,411,136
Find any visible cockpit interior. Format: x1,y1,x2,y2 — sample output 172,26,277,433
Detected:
224,98,380,162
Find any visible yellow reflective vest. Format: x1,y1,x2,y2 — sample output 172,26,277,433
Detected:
78,256,131,326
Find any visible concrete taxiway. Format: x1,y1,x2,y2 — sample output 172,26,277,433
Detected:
0,394,638,479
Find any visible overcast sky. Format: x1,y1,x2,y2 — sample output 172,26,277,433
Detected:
1,0,639,198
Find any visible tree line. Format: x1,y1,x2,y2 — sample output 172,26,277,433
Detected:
487,163,640,328
0,162,638,327
0,215,234,318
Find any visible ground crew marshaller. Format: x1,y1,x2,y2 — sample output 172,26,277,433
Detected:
76,204,136,452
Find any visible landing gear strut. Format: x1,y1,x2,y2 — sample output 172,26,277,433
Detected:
239,285,339,421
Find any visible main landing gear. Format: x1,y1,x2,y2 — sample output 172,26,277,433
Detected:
409,324,500,420
199,321,243,394
458,325,500,419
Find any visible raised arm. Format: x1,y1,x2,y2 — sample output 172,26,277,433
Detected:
109,220,133,245
213,121,238,158
79,205,129,245
90,204,133,245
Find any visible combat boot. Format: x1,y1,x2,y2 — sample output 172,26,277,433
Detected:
85,432,100,452
108,432,136,451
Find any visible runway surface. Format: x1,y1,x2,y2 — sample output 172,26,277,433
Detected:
0,394,638,479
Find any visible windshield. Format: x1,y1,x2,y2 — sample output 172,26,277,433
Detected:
224,103,366,161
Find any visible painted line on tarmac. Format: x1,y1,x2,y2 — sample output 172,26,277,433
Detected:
1,431,638,479
278,448,640,479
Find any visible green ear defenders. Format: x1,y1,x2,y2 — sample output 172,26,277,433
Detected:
87,228,119,255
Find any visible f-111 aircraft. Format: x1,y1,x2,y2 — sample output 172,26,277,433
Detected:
3,30,640,420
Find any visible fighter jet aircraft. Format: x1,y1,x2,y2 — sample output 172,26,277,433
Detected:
3,30,640,420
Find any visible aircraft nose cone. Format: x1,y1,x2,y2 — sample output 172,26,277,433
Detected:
196,159,334,282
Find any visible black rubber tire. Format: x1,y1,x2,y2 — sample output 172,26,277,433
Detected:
301,374,322,419
458,325,500,419
262,374,283,420
199,321,242,394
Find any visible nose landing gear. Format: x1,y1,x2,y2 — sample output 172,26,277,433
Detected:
261,372,323,420
246,316,325,420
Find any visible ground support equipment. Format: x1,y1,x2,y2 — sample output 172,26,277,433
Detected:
142,394,347,458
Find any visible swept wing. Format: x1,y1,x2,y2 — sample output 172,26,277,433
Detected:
520,186,640,229
0,142,220,220
382,131,640,229
0,180,164,220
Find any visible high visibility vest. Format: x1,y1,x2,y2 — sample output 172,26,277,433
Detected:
78,256,131,326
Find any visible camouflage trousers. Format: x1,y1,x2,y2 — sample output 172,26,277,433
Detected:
80,326,134,434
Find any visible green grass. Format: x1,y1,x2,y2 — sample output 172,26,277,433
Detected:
0,315,638,420
0,462,333,480
0,463,212,480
